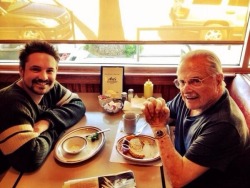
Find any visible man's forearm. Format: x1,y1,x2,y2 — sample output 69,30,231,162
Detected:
153,126,184,187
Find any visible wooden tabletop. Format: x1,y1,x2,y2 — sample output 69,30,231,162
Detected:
0,93,165,188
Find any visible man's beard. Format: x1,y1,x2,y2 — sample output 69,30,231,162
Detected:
28,78,53,95
33,79,51,85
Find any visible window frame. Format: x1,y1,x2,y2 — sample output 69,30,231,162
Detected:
0,37,249,76
0,21,249,76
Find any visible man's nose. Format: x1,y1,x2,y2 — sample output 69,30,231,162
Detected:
181,81,193,91
39,71,48,80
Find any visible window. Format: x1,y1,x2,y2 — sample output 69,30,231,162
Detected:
0,0,249,74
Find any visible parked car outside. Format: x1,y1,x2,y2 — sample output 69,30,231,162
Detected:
0,0,73,40
169,0,249,40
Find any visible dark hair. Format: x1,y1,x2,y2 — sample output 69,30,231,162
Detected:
19,41,60,69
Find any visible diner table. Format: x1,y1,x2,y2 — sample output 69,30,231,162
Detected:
0,93,170,188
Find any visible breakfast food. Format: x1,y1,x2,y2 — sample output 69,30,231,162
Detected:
125,135,136,141
122,135,145,159
128,138,145,159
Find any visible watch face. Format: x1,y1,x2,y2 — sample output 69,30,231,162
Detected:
154,129,167,139
156,130,164,137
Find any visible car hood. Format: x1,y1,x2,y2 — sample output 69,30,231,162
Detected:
10,2,67,17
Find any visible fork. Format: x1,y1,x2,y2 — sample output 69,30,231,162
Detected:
135,123,148,136
85,128,110,138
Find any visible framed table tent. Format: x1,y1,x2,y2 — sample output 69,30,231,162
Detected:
101,66,124,98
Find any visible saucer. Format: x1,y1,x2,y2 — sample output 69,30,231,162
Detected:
62,136,87,154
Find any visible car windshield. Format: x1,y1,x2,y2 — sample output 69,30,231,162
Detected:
0,0,30,12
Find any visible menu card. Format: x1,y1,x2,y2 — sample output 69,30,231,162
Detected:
101,66,124,98
62,170,136,188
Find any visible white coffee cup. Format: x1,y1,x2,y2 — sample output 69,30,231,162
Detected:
123,113,140,134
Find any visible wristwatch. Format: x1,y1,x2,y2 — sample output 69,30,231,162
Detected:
154,127,168,139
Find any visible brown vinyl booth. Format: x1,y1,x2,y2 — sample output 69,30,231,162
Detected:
227,74,250,130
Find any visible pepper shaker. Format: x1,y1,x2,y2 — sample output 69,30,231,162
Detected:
121,92,127,103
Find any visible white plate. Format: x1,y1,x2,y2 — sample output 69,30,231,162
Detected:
116,135,160,163
54,126,105,164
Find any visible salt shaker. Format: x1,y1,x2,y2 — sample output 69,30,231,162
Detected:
127,89,134,102
121,92,127,103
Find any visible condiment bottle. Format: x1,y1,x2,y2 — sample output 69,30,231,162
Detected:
144,79,153,99
121,92,127,103
127,89,134,102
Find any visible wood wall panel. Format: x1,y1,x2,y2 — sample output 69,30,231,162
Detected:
0,72,234,102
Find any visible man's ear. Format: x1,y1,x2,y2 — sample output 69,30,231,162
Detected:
19,66,24,78
216,73,224,85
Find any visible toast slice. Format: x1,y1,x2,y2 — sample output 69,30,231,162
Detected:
128,138,145,159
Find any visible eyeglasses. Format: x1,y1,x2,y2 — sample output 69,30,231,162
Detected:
173,75,213,89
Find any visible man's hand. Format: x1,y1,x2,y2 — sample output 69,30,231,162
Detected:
33,120,50,134
142,97,170,127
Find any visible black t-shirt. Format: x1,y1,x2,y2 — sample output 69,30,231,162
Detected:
167,90,250,187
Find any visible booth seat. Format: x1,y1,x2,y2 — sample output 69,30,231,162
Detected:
227,74,250,130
